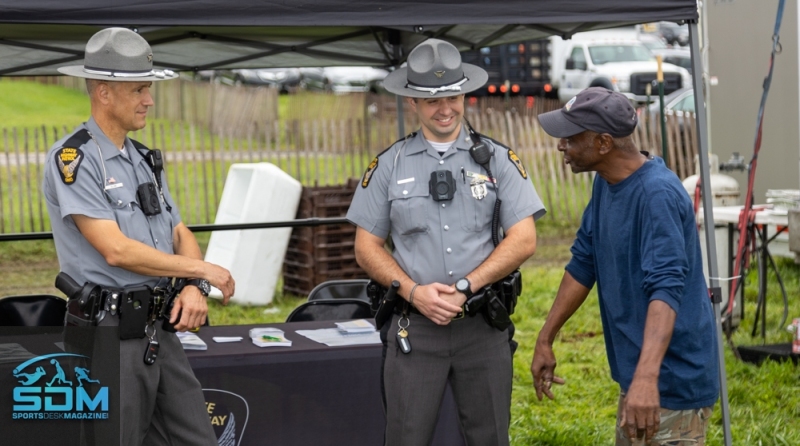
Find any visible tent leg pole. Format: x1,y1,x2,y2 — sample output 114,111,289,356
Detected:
689,22,733,446
394,44,405,139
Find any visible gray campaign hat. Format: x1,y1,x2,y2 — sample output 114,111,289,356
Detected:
58,28,177,81
538,87,638,138
383,38,488,98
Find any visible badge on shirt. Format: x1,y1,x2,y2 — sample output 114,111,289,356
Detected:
362,157,379,188
470,178,487,200
507,149,527,179
55,147,84,185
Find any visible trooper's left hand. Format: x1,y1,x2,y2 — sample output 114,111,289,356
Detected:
171,286,208,332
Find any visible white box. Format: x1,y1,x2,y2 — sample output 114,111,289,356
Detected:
204,163,302,305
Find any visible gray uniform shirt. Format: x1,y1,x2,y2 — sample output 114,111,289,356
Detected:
43,118,181,288
347,125,545,285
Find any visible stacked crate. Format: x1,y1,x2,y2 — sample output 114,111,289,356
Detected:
283,179,368,297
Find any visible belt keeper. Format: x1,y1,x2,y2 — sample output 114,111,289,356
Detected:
409,283,419,306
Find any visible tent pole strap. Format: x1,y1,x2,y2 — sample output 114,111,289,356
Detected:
689,21,732,446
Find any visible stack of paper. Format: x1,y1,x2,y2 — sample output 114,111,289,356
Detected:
335,319,376,335
176,332,208,351
296,328,381,347
249,327,292,347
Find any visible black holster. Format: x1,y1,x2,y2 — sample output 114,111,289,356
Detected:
373,280,400,330
479,270,522,331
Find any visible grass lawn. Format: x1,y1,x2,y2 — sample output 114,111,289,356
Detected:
1,223,797,445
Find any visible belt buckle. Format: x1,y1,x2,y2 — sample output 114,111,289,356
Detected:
453,305,466,320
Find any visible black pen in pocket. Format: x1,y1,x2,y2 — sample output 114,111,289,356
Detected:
460,167,465,184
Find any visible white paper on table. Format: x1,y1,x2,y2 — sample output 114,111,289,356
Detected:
295,328,381,347
212,336,244,343
335,319,376,334
176,332,208,350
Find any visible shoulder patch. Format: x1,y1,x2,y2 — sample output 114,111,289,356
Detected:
507,149,528,179
55,147,85,185
362,157,379,188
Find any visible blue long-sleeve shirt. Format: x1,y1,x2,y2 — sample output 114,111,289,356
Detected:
566,157,719,410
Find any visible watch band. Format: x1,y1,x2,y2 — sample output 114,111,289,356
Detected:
186,278,210,297
457,278,473,298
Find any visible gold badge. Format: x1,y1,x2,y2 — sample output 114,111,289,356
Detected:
55,147,84,185
434,71,445,78
507,149,527,179
362,157,379,188
147,53,153,63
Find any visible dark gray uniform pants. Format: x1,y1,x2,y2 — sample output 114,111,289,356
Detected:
383,312,512,446
119,324,216,446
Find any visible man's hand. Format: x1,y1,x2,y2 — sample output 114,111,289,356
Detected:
412,283,461,325
620,376,661,442
530,340,566,401
440,287,468,309
203,263,235,304
170,286,208,331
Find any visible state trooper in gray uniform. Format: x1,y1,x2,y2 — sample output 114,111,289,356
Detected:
347,39,545,446
43,28,235,446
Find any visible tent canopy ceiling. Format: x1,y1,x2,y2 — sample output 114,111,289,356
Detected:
0,0,697,76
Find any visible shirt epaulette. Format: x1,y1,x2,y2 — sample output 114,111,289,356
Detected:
130,139,150,151
481,135,511,152
61,128,91,149
382,131,417,156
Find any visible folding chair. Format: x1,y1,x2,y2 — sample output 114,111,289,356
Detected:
306,279,370,303
0,295,67,327
285,299,373,323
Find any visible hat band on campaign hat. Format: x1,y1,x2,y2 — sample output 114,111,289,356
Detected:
406,76,469,96
83,66,175,79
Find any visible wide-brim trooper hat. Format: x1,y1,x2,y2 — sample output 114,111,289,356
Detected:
58,28,177,81
383,38,488,98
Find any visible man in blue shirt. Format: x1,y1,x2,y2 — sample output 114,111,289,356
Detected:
530,87,719,445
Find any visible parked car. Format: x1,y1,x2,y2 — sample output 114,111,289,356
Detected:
656,22,689,47
647,87,694,120
637,33,669,53
297,67,331,91
323,66,390,93
230,68,304,92
657,48,692,71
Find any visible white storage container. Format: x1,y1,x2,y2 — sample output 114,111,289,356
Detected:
204,163,302,305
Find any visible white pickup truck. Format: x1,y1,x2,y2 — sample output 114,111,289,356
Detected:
549,31,691,103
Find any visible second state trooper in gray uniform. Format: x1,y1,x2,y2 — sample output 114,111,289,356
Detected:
43,28,234,446
347,39,545,446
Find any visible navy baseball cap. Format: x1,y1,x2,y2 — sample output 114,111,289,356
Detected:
538,87,638,138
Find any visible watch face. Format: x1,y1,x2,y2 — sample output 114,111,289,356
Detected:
456,278,469,292
199,280,211,295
